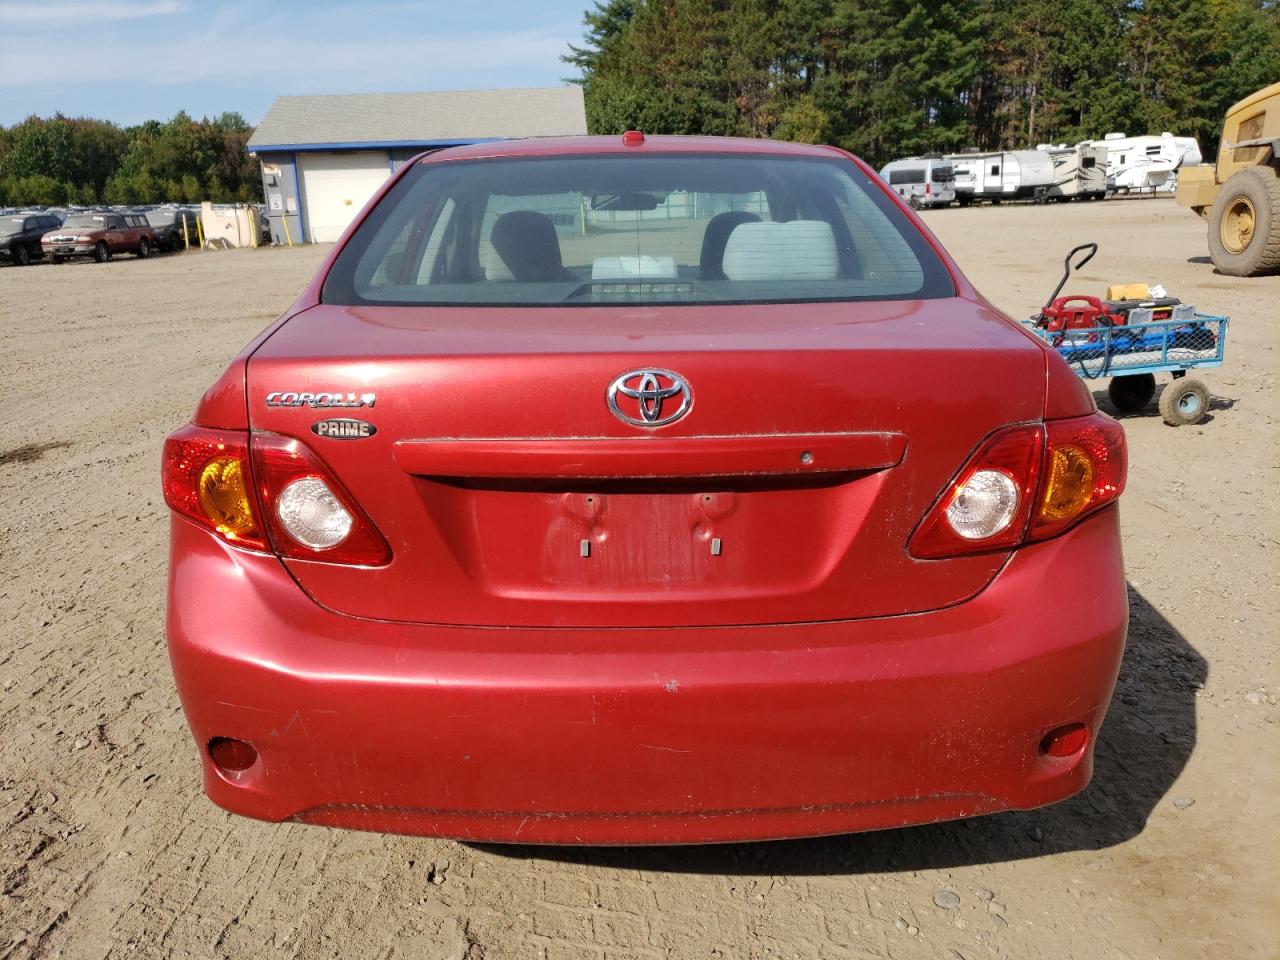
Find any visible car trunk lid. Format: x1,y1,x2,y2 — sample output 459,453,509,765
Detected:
247,298,1045,627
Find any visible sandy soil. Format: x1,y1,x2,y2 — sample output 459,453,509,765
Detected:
1,199,1277,960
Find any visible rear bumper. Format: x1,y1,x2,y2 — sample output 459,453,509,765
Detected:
167,509,1127,844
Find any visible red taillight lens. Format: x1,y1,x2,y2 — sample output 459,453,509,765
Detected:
909,424,1044,558
909,413,1126,559
162,425,267,550
1028,414,1127,541
250,432,391,566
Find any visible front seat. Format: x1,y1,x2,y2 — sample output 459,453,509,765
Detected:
490,211,572,282
699,211,761,280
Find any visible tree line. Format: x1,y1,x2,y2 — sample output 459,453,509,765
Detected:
566,0,1280,165
0,112,261,208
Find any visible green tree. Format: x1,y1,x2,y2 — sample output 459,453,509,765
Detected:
1127,0,1222,145
564,0,638,76
773,94,833,144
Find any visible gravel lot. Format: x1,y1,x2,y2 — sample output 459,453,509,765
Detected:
1,199,1277,959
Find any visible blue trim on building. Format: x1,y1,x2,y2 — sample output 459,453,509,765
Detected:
250,137,504,153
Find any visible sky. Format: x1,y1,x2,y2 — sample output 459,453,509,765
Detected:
0,0,589,126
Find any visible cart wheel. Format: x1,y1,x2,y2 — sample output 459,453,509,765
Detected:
1158,378,1211,427
1108,374,1156,413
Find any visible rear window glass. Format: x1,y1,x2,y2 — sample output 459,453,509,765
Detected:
62,214,106,228
323,153,953,307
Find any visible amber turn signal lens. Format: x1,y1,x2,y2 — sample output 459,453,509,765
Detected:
196,455,257,537
1038,444,1094,522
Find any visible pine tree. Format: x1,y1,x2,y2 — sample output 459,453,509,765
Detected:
564,0,1280,164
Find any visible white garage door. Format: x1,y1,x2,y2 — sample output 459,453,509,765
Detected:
299,151,391,243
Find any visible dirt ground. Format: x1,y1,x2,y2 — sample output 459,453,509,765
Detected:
1,199,1277,960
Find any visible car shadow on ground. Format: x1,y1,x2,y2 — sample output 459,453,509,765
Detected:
475,584,1203,875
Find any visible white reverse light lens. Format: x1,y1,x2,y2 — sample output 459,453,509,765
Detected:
945,469,1019,540
276,476,353,549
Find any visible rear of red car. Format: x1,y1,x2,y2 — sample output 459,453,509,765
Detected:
163,136,1127,844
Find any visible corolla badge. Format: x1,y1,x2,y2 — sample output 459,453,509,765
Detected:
265,391,376,409
607,369,691,427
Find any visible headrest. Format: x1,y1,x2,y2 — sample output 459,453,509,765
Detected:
699,210,761,279
721,220,839,282
490,210,566,282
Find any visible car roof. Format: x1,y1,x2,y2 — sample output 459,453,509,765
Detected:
418,134,849,165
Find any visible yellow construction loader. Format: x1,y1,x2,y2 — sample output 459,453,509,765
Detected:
1177,81,1280,276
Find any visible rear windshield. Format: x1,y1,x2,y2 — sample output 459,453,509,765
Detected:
323,153,953,307
62,214,107,228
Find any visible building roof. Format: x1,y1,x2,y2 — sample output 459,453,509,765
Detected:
247,87,587,153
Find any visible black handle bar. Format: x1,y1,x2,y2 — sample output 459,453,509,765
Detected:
1041,242,1099,313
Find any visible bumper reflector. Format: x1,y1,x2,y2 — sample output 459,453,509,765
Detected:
1039,723,1090,758
208,736,258,773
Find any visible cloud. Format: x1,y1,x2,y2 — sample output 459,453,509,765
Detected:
0,0,186,24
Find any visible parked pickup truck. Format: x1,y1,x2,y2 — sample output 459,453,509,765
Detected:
42,211,156,263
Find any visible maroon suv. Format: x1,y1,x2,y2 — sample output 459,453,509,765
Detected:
42,211,156,263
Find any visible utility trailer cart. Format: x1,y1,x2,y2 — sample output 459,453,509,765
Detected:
1024,244,1229,426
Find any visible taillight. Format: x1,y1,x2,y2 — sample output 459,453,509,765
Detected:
909,413,1125,559
162,425,267,550
909,424,1044,558
162,425,390,565
250,432,391,566
1028,414,1126,542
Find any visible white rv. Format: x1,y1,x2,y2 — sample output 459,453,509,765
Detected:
1086,132,1204,194
878,157,956,208
1037,142,1109,200
945,149,1056,203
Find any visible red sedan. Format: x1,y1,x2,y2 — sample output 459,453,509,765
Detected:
163,134,1127,844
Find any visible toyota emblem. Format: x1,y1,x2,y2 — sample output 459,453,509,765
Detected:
607,369,692,427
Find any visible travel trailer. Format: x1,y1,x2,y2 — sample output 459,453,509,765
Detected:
1037,142,1109,200
946,149,1056,203
878,157,957,208
1085,132,1203,194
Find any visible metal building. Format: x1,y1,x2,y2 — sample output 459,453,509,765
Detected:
247,87,588,244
